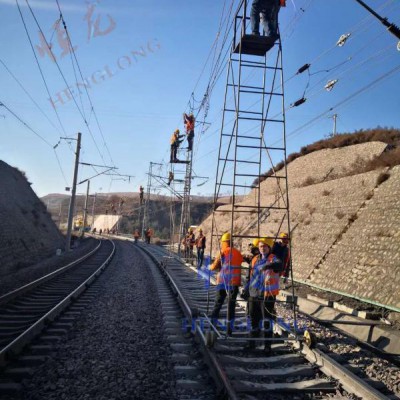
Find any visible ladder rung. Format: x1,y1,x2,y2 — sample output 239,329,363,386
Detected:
228,84,265,91
222,133,261,140
219,158,259,165
236,116,284,122
231,59,283,71
234,205,287,210
240,89,283,96
232,58,265,66
237,144,263,149
224,108,263,115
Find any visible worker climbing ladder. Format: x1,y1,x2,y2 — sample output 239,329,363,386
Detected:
208,0,299,339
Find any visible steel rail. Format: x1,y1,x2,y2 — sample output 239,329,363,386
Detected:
0,240,101,306
139,242,393,400
0,240,115,367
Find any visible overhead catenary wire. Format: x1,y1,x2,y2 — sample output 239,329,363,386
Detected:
54,0,117,168
0,57,64,136
23,0,112,169
15,0,68,137
0,99,69,185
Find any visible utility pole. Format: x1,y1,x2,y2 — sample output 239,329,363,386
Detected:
91,193,97,228
81,180,90,238
65,132,82,251
332,114,337,136
142,162,162,238
354,0,400,48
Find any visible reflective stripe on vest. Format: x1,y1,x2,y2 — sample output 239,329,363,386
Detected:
217,247,242,287
251,254,280,296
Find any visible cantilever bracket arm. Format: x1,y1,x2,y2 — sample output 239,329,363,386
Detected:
354,0,400,41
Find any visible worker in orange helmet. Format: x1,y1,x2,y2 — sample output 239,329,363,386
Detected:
209,232,243,335
250,0,286,41
245,237,283,354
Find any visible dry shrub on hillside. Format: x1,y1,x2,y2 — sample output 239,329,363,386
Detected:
375,229,392,238
376,172,391,185
322,189,331,196
348,213,358,223
252,127,400,187
335,210,345,219
305,203,316,215
301,176,318,187
365,191,374,200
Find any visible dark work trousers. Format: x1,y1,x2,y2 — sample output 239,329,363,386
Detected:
170,144,177,162
248,295,276,344
197,247,204,268
187,131,194,151
250,0,280,37
210,287,239,332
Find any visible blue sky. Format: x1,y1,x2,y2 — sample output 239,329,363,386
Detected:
1,0,399,198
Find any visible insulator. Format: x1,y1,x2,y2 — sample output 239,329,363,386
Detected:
324,79,338,91
336,33,351,47
292,97,307,107
297,63,310,74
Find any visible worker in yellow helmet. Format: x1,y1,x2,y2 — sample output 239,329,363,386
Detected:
170,129,184,163
209,232,243,335
245,237,283,353
272,232,291,285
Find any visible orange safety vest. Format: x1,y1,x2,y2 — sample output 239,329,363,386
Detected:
212,245,243,288
251,254,280,297
186,119,194,131
280,0,286,7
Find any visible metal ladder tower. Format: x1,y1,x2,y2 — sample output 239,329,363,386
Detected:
209,0,298,334
178,149,194,259
142,161,162,238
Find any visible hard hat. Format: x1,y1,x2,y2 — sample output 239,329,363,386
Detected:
280,232,289,238
188,228,193,233
198,227,203,232
252,238,259,247
221,232,231,242
174,129,180,134
258,237,274,248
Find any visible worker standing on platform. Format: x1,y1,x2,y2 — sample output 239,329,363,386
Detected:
246,237,283,353
139,185,144,205
272,232,291,286
250,0,285,40
195,228,206,268
170,129,184,163
209,233,243,335
183,113,195,151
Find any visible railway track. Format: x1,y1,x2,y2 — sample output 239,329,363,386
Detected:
137,242,393,400
0,238,115,394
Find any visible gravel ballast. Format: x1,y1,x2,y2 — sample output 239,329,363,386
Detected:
21,240,177,399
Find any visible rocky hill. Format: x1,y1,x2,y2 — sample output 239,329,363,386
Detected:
199,129,400,310
0,161,64,279
44,192,215,239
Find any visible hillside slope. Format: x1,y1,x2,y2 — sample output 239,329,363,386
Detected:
0,161,64,278
199,139,400,309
